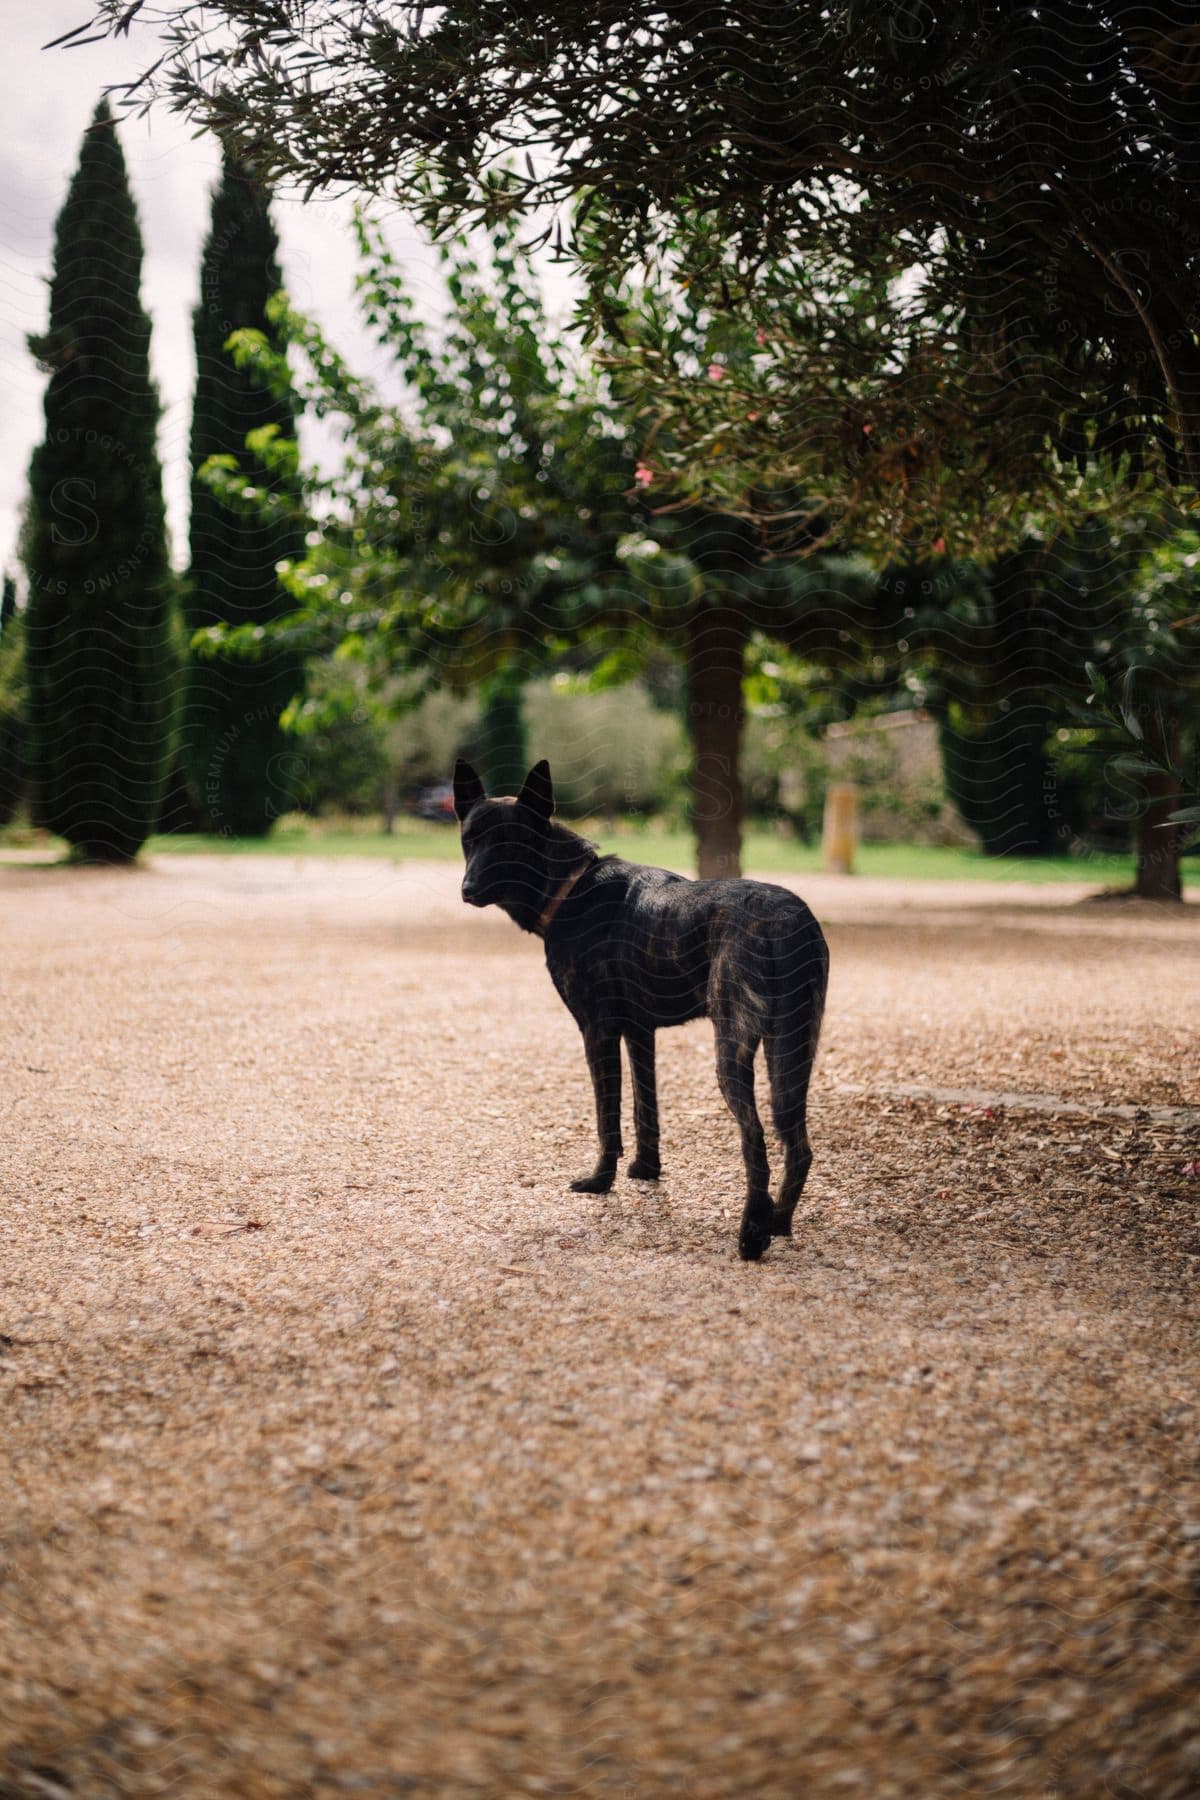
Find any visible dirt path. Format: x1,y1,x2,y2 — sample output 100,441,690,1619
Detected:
2,856,1198,1798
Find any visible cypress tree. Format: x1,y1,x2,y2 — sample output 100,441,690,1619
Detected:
23,100,178,863
183,147,304,835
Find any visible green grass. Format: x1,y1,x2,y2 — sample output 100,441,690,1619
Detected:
606,827,1191,888
4,812,1192,887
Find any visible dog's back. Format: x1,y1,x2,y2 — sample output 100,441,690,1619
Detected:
546,858,828,1041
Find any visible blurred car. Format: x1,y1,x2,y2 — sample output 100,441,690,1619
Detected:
410,781,458,823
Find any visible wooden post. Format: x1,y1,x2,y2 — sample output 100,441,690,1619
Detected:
823,781,860,875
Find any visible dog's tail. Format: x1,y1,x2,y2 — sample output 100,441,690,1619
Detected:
767,909,828,1139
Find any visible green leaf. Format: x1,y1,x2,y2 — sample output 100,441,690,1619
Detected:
1119,665,1144,740
1108,754,1163,777
1083,661,1110,701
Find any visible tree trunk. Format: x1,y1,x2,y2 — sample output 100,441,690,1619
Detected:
1136,716,1183,901
686,605,746,878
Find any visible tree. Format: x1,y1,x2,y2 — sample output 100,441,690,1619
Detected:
0,577,24,827
76,4,1200,509
198,215,666,829
201,214,889,874
888,520,1200,899
1072,525,1200,901
184,146,305,835
23,100,178,863
895,549,1095,860
285,658,392,818
633,188,1198,892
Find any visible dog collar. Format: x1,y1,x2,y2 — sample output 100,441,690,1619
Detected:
536,861,593,935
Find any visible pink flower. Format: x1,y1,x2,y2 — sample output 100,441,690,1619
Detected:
707,363,725,381
634,464,654,488
746,411,760,423
932,536,946,553
755,328,767,346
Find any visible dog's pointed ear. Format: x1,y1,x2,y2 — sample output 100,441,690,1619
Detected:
516,759,554,822
453,758,485,822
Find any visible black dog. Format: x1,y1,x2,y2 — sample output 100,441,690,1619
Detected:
454,758,829,1261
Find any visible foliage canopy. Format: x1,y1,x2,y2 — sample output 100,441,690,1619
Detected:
72,3,1200,539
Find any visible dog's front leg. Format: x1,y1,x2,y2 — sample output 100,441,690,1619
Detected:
624,1025,661,1180
570,1026,622,1194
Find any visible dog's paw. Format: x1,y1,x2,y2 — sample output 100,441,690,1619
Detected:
769,1205,795,1238
738,1213,772,1262
626,1157,661,1182
570,1173,614,1194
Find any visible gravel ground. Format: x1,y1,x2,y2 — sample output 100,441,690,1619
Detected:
2,854,1198,1800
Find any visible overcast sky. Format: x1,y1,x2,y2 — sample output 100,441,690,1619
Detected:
1,3,574,579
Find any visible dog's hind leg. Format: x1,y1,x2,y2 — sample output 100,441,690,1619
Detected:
570,1026,623,1194
765,1030,813,1237
713,1022,771,1262
765,944,827,1238
624,1024,661,1180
